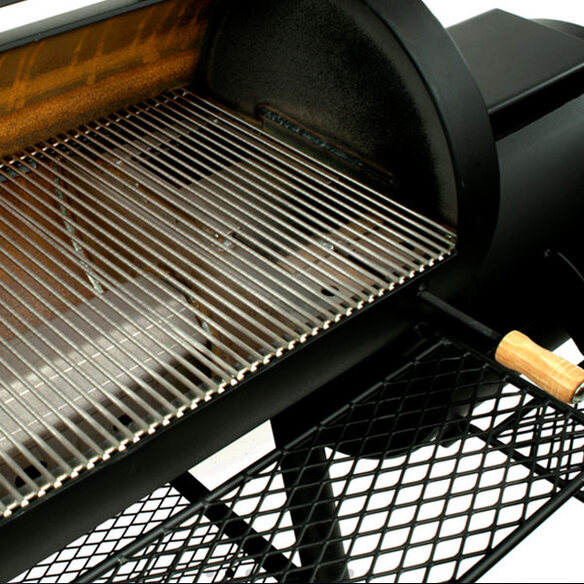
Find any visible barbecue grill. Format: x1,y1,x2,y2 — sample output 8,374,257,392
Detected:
0,0,583,581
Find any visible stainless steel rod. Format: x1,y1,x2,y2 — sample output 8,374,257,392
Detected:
5,159,261,373
17,157,264,366
147,99,434,267
127,102,419,274
57,129,360,317
62,126,371,308
176,90,454,247
34,144,298,352
36,151,329,332
0,169,198,416
94,113,391,292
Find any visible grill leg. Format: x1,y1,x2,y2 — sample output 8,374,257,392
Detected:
170,473,296,580
272,418,348,583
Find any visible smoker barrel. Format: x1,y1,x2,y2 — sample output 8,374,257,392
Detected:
449,11,584,338
0,1,582,581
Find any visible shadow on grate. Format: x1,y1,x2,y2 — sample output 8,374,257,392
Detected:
12,338,584,583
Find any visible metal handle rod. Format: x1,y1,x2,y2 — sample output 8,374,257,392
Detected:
419,290,584,404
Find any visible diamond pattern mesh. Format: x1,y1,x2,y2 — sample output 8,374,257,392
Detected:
11,485,190,583
12,338,584,583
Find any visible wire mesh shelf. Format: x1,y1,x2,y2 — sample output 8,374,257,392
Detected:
12,336,584,583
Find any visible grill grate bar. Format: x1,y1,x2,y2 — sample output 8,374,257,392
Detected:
7,156,284,365
27,147,296,358
43,145,332,332
40,137,331,335
67,120,379,305
23,164,267,370
0,240,132,439
0,89,455,514
119,102,423,278
175,89,453,247
0,224,157,447
0,165,210,405
161,93,444,263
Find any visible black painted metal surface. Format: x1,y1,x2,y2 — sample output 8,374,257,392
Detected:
449,10,584,137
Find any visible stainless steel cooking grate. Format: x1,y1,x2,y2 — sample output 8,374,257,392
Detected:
0,88,455,515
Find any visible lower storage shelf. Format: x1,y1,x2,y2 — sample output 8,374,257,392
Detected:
12,336,584,583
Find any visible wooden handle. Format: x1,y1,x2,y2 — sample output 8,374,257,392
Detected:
495,330,584,403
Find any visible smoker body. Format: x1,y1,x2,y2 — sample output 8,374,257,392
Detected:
0,1,582,580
